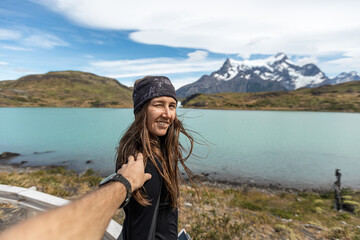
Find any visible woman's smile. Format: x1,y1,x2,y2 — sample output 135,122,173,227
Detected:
156,120,169,126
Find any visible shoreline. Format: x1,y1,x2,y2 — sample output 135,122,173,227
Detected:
1,150,357,192
0,162,344,194
0,162,66,174
185,176,337,195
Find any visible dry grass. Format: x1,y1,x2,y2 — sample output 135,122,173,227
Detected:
178,185,360,239
0,167,359,239
0,167,101,199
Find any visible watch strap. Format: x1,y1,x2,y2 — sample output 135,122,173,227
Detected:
115,174,132,208
115,173,131,193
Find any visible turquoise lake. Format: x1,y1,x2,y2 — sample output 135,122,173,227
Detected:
1,108,359,189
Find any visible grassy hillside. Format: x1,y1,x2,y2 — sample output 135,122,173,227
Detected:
182,81,360,112
0,71,132,108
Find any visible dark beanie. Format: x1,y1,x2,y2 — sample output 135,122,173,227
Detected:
132,76,177,115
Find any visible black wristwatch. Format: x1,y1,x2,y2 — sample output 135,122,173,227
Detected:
99,173,132,208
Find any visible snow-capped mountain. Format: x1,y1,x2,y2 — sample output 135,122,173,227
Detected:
213,53,328,90
177,53,355,98
324,71,360,85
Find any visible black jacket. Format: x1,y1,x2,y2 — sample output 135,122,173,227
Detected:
121,159,178,240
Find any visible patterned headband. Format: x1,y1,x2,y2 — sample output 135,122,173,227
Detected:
132,76,177,115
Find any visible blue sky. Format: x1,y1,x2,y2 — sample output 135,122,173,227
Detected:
1,0,360,89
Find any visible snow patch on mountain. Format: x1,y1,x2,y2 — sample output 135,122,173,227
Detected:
288,68,325,89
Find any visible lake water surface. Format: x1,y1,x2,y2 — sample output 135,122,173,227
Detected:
1,108,359,189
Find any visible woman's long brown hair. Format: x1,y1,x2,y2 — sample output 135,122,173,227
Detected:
116,97,200,208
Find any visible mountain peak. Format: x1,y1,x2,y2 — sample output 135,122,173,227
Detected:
214,58,244,81
223,58,243,68
274,52,288,61
265,53,289,66
223,58,232,68
224,58,231,64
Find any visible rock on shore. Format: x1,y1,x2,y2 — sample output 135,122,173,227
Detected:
0,152,20,160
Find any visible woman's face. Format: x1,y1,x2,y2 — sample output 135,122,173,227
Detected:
146,96,177,136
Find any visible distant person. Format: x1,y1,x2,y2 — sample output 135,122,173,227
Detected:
0,154,151,240
333,168,342,211
115,76,200,240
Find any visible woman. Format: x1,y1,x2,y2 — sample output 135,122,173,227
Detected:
116,76,198,240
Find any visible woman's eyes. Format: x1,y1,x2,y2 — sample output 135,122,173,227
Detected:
153,104,176,109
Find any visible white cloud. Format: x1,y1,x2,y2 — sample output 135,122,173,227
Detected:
187,50,208,61
85,50,223,86
0,28,22,40
0,26,69,50
0,61,9,66
319,49,360,77
23,34,69,49
2,44,32,51
33,0,360,58
170,77,200,90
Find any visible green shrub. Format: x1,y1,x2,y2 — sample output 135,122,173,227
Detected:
270,208,293,219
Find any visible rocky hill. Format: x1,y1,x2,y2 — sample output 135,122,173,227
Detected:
181,81,360,112
0,71,132,108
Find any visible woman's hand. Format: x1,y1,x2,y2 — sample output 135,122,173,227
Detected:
117,153,151,192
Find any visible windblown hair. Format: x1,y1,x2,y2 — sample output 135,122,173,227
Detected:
116,79,198,208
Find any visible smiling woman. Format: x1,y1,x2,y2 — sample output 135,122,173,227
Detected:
114,76,199,240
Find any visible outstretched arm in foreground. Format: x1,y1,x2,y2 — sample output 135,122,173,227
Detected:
0,153,151,240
